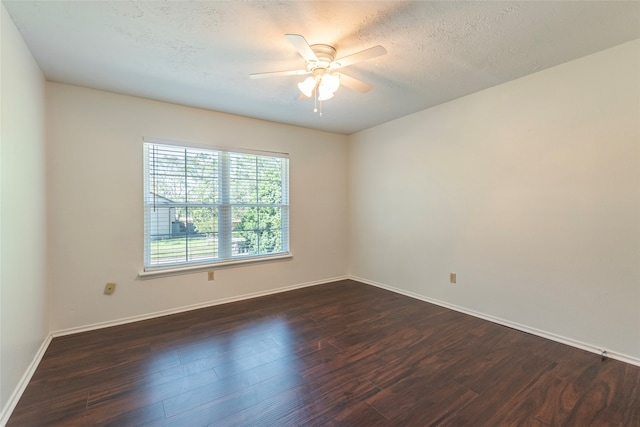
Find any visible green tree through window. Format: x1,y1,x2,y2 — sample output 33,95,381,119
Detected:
143,141,289,269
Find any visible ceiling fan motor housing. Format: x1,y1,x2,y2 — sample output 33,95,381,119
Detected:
308,44,337,73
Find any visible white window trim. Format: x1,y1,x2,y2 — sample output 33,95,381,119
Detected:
138,252,293,279
141,137,290,276
143,136,289,159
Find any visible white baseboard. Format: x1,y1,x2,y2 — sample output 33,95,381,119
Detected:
53,275,347,337
0,333,53,427
350,275,640,368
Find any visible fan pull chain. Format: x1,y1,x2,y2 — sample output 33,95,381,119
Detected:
310,83,323,117
313,86,318,113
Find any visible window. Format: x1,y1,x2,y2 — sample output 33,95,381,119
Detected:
143,140,289,270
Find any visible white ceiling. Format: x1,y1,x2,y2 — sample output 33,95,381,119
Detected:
4,1,640,135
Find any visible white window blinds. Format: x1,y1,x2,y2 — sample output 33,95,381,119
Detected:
143,141,289,269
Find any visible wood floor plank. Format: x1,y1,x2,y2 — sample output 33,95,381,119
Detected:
7,279,640,426
273,378,382,427
161,372,304,426
6,390,89,427
366,370,479,426
564,358,640,426
321,401,389,427
498,372,580,426
87,368,219,408
76,400,166,427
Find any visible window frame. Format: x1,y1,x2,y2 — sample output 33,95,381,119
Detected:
141,137,290,276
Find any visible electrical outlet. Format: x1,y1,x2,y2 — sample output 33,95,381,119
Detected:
207,271,215,281
104,282,116,295
450,273,456,284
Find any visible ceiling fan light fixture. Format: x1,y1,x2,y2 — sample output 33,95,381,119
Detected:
320,73,340,93
317,89,334,102
316,73,340,101
254,34,386,115
298,76,317,98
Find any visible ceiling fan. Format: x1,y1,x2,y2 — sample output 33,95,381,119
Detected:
250,34,386,113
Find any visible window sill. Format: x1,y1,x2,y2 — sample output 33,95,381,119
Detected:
138,253,293,280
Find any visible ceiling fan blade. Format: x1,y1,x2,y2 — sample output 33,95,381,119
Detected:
333,45,387,69
285,34,319,63
336,73,372,93
249,69,310,79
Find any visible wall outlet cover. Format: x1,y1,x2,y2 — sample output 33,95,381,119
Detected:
104,282,116,295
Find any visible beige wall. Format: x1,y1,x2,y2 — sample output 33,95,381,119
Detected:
348,40,640,361
46,83,349,331
0,3,49,416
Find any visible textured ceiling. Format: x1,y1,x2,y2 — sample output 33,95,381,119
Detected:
4,1,640,134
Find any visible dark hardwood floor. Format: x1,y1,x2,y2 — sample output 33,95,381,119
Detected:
8,280,640,426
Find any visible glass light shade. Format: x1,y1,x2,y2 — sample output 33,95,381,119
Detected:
317,87,334,101
297,76,317,98
320,73,340,93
